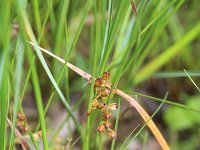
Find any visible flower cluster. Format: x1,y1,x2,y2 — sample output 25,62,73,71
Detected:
16,112,28,133
88,72,118,140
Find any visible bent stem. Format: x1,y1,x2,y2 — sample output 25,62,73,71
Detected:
29,42,170,150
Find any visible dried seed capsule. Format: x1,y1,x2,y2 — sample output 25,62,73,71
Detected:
92,99,100,108
103,120,112,129
100,87,110,97
23,125,29,132
17,112,25,121
112,88,117,94
97,124,105,133
108,129,117,140
102,72,110,80
97,102,105,109
94,78,103,87
102,110,111,120
108,103,118,111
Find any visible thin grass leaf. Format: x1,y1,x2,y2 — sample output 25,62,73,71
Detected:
33,0,41,35
99,0,113,71
26,45,49,149
134,21,200,84
51,94,86,143
0,53,9,150
99,0,130,75
153,71,200,78
18,7,81,137
123,92,168,150
125,0,184,81
117,89,170,150
184,69,200,92
111,99,120,150
38,0,52,42
0,1,11,148
9,37,24,150
28,131,39,150
7,118,30,150
84,1,99,148
119,124,140,150
125,91,200,113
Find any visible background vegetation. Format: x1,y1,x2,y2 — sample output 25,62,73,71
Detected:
0,0,200,149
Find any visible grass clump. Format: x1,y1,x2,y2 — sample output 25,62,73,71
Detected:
1,0,200,149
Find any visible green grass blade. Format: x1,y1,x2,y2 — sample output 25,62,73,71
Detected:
153,71,200,78
121,92,168,150
111,99,120,150
125,91,200,113
9,36,24,150
134,21,200,84
99,0,113,72
184,69,200,92
29,40,81,132
99,0,130,75
33,0,41,35
15,1,50,147
119,124,140,150
28,131,40,150
53,0,69,53
0,52,9,150
26,46,49,150
84,1,99,148
0,1,11,149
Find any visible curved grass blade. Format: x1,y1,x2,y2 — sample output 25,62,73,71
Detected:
119,124,140,150
122,93,168,150
134,21,200,84
117,89,170,150
125,91,200,113
35,45,170,149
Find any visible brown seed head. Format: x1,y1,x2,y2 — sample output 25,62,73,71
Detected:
102,110,111,120
95,78,103,87
97,102,105,109
102,72,110,80
108,129,117,140
109,103,118,111
103,120,112,129
97,124,105,133
100,88,110,97
17,112,25,121
92,99,100,108
23,125,29,132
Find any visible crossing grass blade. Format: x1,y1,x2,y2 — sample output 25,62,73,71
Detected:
184,69,200,92
120,93,168,150
35,44,170,149
125,91,200,113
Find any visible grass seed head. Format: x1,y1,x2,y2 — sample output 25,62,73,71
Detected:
102,72,110,80
108,129,117,140
97,124,105,133
103,120,112,129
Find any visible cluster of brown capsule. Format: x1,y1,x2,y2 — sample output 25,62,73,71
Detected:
16,112,28,134
88,72,118,140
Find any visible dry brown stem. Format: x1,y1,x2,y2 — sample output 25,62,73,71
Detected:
29,42,170,150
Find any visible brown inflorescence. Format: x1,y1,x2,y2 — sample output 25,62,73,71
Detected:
16,112,28,133
88,72,118,140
